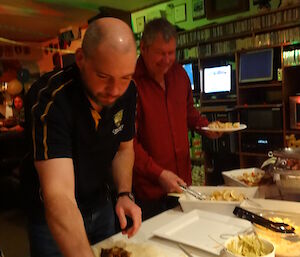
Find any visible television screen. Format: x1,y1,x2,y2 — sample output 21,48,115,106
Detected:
203,65,231,94
182,63,195,90
239,49,273,83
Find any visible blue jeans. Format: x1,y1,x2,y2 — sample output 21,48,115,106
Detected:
28,200,116,257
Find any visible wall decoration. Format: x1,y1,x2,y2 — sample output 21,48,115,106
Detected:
174,4,186,23
136,16,146,33
192,0,205,20
206,0,249,20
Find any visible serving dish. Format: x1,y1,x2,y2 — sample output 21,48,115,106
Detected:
263,147,300,200
252,211,300,257
178,186,259,216
222,168,265,187
224,234,275,257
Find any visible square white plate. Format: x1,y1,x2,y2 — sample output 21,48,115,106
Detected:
152,209,251,255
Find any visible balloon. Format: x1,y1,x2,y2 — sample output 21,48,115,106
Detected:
7,79,23,96
17,68,30,83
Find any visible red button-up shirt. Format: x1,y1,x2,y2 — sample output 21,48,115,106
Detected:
133,57,208,200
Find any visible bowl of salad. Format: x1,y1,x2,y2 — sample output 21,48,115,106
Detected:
224,233,275,257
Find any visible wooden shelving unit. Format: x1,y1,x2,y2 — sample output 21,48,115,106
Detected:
240,152,268,157
176,4,300,61
179,5,300,182
201,99,237,104
236,104,283,109
241,129,284,134
286,130,300,134
238,81,282,89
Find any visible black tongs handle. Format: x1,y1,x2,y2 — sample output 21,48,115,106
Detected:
233,207,295,234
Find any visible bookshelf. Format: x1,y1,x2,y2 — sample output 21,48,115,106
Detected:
178,5,300,183
236,43,300,168
176,4,300,61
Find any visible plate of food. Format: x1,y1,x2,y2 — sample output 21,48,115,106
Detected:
202,121,247,132
93,239,168,257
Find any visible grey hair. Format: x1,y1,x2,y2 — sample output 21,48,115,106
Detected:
142,18,177,47
82,20,105,57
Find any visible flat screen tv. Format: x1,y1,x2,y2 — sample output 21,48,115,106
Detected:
239,49,273,83
203,65,231,94
182,63,195,91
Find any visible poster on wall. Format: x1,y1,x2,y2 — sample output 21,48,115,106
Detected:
174,4,187,23
136,16,145,33
192,0,205,20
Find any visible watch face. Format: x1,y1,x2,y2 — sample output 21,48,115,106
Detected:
128,193,135,202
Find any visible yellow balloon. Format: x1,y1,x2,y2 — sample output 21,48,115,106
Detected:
7,79,23,96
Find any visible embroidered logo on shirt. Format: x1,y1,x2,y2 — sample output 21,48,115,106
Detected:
114,110,123,127
112,124,124,135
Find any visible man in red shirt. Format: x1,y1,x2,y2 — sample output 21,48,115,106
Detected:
133,18,220,220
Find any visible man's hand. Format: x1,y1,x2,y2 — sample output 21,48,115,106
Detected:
158,169,186,193
115,196,142,238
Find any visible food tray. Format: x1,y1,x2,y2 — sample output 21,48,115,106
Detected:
222,168,265,187
178,186,260,216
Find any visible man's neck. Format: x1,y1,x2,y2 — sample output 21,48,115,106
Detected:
153,74,166,90
87,95,103,113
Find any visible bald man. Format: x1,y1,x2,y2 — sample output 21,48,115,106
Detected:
22,18,141,257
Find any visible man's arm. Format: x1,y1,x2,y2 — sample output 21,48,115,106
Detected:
185,80,221,139
112,139,141,238
35,158,94,257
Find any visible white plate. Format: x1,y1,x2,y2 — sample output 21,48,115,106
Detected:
202,124,247,132
152,209,251,255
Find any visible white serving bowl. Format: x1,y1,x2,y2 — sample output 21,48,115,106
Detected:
178,186,259,216
223,234,275,257
252,211,300,257
222,168,265,187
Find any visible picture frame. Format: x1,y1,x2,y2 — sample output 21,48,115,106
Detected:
206,0,249,20
174,4,187,23
136,16,145,33
192,0,205,20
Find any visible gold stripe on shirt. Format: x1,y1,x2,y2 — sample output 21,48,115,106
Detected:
32,70,64,159
41,79,73,159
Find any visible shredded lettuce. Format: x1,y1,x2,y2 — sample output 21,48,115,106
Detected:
226,234,270,257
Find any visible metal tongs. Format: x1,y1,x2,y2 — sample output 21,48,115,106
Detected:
179,185,207,200
233,207,295,234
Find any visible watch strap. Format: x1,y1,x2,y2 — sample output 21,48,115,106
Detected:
117,192,135,202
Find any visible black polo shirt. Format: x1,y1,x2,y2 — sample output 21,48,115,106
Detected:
23,64,136,213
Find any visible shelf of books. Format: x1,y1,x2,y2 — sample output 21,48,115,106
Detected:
176,5,300,61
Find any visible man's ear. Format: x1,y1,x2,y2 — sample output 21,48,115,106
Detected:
140,41,146,55
75,48,84,69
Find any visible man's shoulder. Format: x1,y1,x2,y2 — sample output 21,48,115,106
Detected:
170,62,185,73
27,66,78,103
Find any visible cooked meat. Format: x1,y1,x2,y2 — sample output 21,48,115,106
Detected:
100,247,132,257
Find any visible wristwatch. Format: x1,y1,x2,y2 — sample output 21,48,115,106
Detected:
117,192,135,202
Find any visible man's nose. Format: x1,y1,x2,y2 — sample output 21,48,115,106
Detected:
163,54,170,63
108,79,120,96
